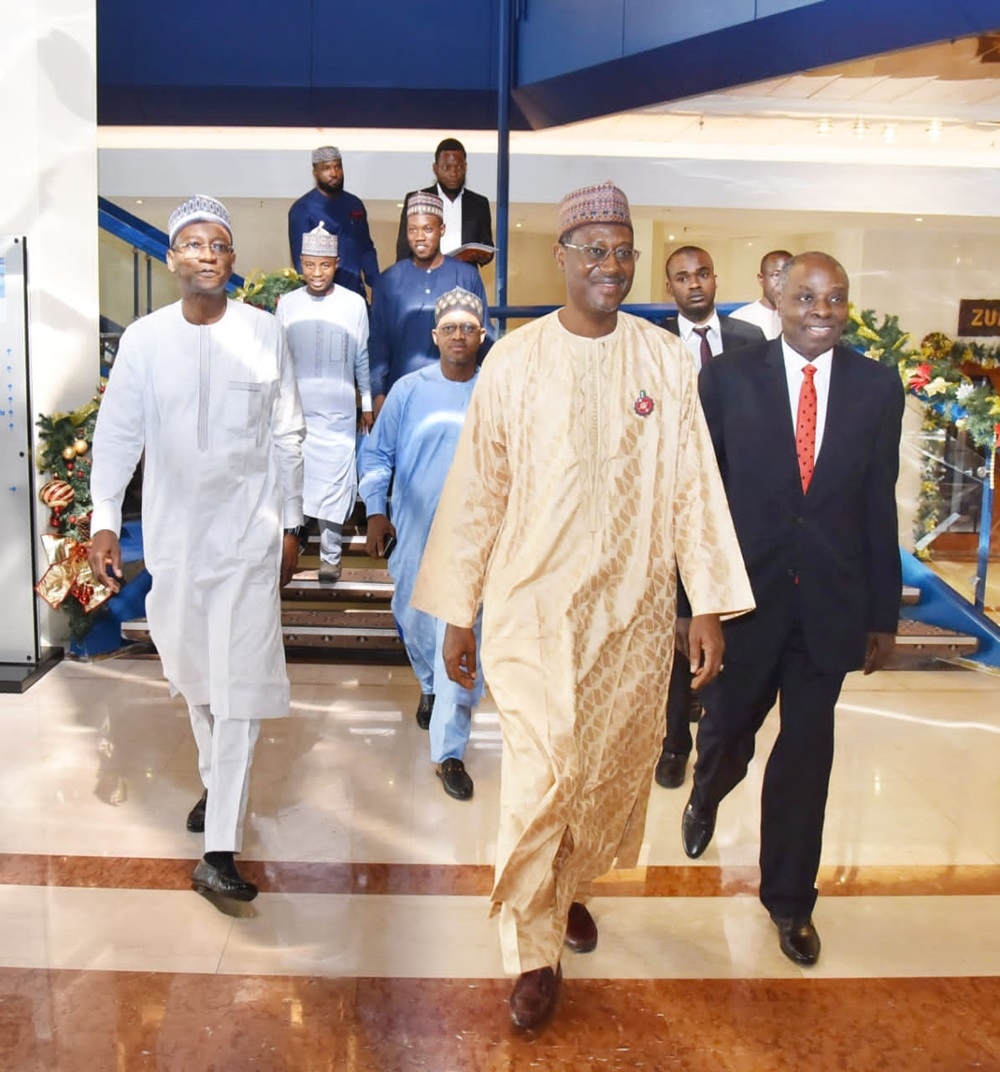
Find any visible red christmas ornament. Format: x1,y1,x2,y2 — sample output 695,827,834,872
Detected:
68,516,77,525
50,513,60,528
633,390,655,417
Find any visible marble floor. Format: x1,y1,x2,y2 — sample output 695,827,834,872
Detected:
1,655,999,1070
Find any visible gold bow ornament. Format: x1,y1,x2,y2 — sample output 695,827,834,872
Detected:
35,534,112,614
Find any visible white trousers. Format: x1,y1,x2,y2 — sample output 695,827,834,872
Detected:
318,519,344,568
188,704,261,853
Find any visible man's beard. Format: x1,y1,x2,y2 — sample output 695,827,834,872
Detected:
317,179,343,196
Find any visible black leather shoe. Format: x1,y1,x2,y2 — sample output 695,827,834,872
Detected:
509,964,561,1030
564,901,598,953
416,693,435,730
436,758,474,801
654,748,688,789
771,915,821,966
186,790,207,833
191,856,258,902
681,795,717,858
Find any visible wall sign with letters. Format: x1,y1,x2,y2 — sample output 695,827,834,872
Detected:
958,299,1000,336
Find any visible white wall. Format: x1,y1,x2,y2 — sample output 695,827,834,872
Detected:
1,0,99,648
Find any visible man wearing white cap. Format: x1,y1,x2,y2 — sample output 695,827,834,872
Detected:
359,287,486,801
277,223,373,583
89,195,305,905
369,191,489,417
288,146,380,301
412,183,753,1030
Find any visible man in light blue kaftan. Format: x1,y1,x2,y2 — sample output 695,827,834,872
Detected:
359,287,486,801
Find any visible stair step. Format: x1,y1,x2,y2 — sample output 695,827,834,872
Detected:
901,585,920,606
282,567,393,602
887,618,979,666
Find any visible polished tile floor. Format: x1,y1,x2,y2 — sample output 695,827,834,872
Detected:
1,656,999,1070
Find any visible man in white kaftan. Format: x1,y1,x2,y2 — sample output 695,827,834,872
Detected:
277,223,373,582
89,196,305,903
411,183,754,1030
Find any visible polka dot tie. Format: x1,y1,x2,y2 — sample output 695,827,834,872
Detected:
796,363,818,493
693,326,713,368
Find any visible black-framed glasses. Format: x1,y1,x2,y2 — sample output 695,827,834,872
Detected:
173,240,234,258
560,242,641,266
437,323,481,337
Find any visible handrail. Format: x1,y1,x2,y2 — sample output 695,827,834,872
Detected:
98,196,243,291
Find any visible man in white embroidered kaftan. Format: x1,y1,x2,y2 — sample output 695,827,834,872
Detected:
411,182,754,1031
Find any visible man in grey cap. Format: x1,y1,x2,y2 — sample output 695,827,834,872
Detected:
288,146,380,301
89,195,306,906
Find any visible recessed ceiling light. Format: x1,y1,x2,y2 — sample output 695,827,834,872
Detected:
914,217,924,223
135,199,143,205
882,124,897,144
927,120,942,140
817,117,832,137
852,118,868,138
668,234,675,241
515,221,522,229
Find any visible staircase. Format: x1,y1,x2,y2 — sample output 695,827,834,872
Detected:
119,559,979,667
121,523,407,661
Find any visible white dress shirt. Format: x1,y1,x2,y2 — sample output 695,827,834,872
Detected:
436,183,463,255
781,337,833,458
730,299,781,340
676,311,723,370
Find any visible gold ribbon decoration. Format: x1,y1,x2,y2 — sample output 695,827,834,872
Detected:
35,535,112,614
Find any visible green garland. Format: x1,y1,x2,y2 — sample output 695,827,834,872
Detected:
35,382,106,637
842,308,1000,556
233,268,304,313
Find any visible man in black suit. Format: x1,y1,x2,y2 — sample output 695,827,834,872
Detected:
395,138,494,267
656,246,765,790
681,252,904,967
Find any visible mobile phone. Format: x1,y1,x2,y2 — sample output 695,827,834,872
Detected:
382,534,397,559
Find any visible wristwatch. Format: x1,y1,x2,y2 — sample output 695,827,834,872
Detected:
284,525,308,553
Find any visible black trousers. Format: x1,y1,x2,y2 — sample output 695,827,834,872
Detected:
691,624,845,918
662,653,698,756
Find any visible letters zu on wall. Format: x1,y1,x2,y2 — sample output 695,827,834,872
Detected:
958,299,1000,337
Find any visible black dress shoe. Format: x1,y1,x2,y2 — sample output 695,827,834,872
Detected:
654,749,688,789
191,856,258,902
564,901,598,953
436,758,474,801
415,693,435,730
186,790,207,833
681,795,717,858
771,915,821,966
509,964,562,1030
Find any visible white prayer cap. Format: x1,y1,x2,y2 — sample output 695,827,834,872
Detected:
301,223,339,258
435,287,484,326
312,146,342,164
168,195,233,245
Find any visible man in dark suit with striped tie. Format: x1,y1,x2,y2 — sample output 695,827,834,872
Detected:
680,251,904,966
656,246,765,790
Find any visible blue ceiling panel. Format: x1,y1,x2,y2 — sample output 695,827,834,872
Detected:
513,0,1000,128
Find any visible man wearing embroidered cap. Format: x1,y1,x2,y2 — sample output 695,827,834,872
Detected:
359,286,486,800
277,222,373,583
89,195,306,906
411,182,753,1029
369,191,490,417
288,146,380,300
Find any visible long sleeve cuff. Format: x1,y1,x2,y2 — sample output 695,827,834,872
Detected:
282,497,304,529
360,391,373,411
90,499,122,538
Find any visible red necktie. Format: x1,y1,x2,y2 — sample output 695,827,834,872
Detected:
693,326,713,368
796,363,818,493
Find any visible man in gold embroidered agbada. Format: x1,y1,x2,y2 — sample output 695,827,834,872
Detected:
411,182,754,1030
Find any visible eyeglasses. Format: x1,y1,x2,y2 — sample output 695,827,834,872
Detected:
561,243,641,266
173,240,234,258
437,323,481,337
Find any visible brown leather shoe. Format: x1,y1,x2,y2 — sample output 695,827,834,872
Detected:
564,901,598,953
509,964,562,1030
